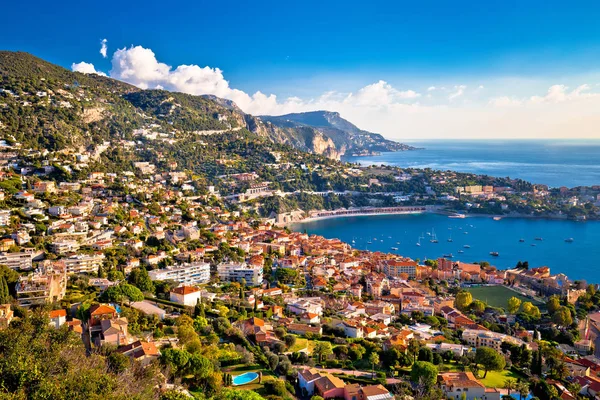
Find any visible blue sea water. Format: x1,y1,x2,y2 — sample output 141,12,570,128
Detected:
293,213,600,282
345,140,600,188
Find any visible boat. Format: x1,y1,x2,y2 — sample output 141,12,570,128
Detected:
463,231,468,234
448,213,466,219
519,238,525,242
416,236,422,247
463,245,471,248
458,250,464,253
447,238,453,242
493,216,502,221
535,237,543,241
443,253,453,258
430,229,439,243
565,238,574,243
367,240,372,244
396,241,401,245
391,247,398,250
531,244,536,247
490,252,499,256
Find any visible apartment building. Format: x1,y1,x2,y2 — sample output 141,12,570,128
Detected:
0,210,11,226
15,262,67,307
462,329,528,352
148,262,211,285
62,253,106,274
0,251,39,270
383,260,418,279
50,240,80,254
217,262,263,285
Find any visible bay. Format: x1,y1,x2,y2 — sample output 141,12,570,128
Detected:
293,213,600,282
345,139,600,188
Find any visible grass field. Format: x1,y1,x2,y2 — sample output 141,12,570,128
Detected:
287,338,308,353
465,285,543,310
478,369,522,388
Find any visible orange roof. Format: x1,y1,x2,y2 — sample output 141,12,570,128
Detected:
171,286,200,295
49,309,67,318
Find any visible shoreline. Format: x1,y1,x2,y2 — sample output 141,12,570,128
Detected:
289,207,592,227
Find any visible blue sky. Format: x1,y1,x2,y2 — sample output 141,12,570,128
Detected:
3,0,600,138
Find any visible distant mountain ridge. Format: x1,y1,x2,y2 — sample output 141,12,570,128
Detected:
0,51,415,160
259,111,417,157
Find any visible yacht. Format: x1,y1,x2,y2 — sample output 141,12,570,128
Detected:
430,229,439,243
565,238,574,243
458,250,464,254
391,247,398,250
443,253,454,258
535,237,543,241
490,252,499,257
448,213,466,219
493,216,502,221
463,245,471,248
519,238,525,242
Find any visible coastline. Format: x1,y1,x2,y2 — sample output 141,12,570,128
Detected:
290,207,589,228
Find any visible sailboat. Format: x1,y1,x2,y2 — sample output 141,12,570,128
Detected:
430,228,439,243
447,233,453,243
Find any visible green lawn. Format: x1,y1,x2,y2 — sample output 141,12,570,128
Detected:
478,369,522,388
287,338,308,353
465,285,543,310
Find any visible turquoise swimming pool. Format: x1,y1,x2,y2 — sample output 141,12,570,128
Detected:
232,372,259,386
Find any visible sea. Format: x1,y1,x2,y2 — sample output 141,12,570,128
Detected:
345,139,600,188
292,140,600,282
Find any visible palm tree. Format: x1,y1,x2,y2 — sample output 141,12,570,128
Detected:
369,352,380,379
516,380,530,400
503,378,516,395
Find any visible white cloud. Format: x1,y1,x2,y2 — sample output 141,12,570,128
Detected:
100,39,108,58
71,44,600,139
448,85,466,101
71,62,106,76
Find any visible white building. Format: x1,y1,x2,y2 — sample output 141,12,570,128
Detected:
0,210,11,226
148,262,211,285
62,253,106,274
170,286,202,306
217,262,263,286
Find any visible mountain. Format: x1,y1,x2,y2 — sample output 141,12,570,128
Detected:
259,111,417,157
0,51,413,162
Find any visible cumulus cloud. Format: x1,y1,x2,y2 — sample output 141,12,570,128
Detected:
448,85,466,101
71,62,106,76
71,44,600,139
100,39,108,58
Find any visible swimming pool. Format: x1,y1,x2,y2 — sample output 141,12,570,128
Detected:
232,372,259,386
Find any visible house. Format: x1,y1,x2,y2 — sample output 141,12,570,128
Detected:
170,286,201,306
300,312,321,324
298,369,345,399
343,384,393,400
48,309,67,328
99,318,129,347
438,372,500,400
117,340,160,367
0,304,14,329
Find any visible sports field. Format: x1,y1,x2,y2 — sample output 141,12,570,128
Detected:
465,285,543,310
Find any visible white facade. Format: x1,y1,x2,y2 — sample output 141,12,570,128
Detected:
62,253,106,274
217,262,263,285
148,262,211,285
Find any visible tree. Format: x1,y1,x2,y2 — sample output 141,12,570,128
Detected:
475,346,506,378
369,352,380,378
521,302,541,320
504,378,517,395
547,296,561,314
128,267,155,293
455,291,473,311
552,306,573,327
410,361,438,388
101,282,144,303
313,342,333,364
418,347,434,363
408,338,421,363
471,299,486,314
507,296,522,314
516,381,530,400
0,276,9,303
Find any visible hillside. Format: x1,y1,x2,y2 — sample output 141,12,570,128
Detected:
260,111,417,157
0,51,414,166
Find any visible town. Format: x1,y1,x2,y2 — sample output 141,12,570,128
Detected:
2,51,600,400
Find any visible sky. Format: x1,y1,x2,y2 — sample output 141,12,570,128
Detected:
3,0,600,140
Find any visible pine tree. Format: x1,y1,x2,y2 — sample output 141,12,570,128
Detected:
0,276,6,303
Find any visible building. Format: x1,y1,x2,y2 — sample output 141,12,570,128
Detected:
148,262,211,285
217,262,263,285
298,369,345,398
15,262,67,307
0,304,14,329
170,286,202,306
0,210,11,226
343,384,393,400
438,372,500,400
50,240,80,254
462,329,528,352
62,253,106,274
117,340,160,367
384,260,418,279
0,251,38,270
48,309,67,328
